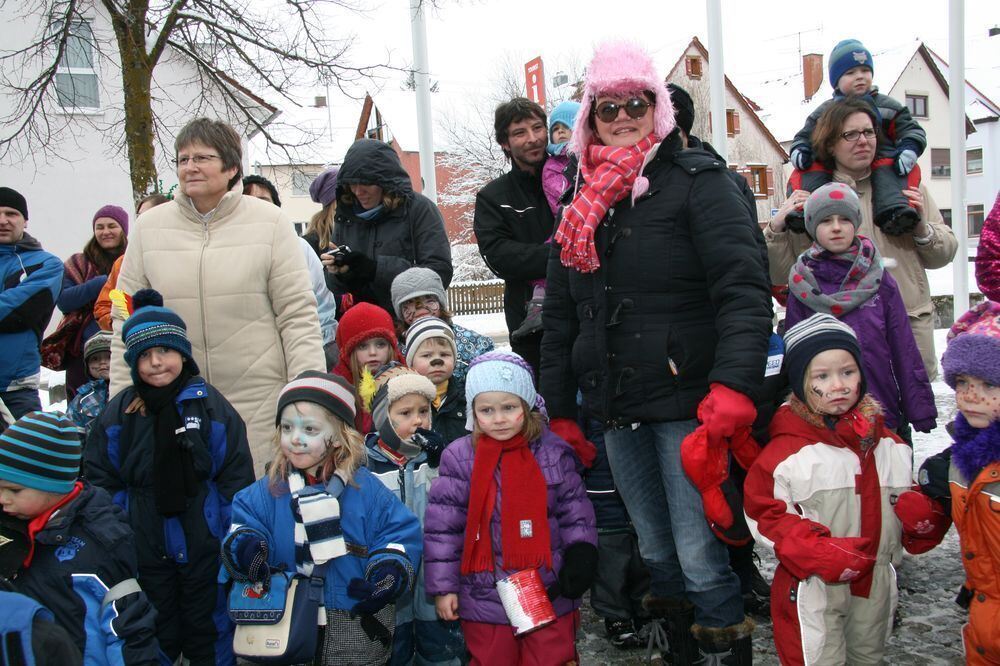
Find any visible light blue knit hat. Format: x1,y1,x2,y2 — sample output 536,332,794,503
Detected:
548,101,581,139
464,351,542,429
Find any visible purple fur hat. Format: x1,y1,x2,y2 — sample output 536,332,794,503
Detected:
569,40,676,162
942,300,1000,388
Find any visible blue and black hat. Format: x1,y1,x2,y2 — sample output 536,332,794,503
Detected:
0,412,80,494
121,289,198,375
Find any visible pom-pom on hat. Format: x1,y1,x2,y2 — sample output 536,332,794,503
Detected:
276,370,356,427
0,411,80,494
404,316,457,368
309,167,339,208
784,312,865,405
942,301,1000,388
804,182,862,239
121,289,198,375
465,351,544,429
570,40,675,160
829,39,873,91
391,267,448,320
92,204,130,236
83,330,113,361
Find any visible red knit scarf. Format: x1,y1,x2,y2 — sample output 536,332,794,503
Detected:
460,433,551,575
554,133,657,273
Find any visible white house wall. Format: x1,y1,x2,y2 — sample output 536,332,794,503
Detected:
967,121,999,218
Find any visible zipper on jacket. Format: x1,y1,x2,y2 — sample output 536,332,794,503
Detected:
398,466,406,504
198,221,211,381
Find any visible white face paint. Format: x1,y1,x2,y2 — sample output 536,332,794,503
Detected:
279,402,337,474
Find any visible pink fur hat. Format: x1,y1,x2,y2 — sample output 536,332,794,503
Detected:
569,40,676,158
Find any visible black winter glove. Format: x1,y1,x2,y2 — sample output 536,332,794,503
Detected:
412,428,446,467
338,251,377,286
547,542,598,600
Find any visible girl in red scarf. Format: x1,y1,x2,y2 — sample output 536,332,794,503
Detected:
424,352,597,665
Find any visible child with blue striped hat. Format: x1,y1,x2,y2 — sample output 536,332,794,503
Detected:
83,288,255,664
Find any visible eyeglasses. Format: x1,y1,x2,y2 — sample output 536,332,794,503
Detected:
173,154,221,167
593,98,653,123
839,128,877,143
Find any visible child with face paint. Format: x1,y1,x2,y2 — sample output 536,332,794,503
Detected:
743,313,948,666
916,302,1000,663
360,363,466,664
785,182,937,442
423,351,597,665
222,370,423,665
83,289,255,664
404,316,470,445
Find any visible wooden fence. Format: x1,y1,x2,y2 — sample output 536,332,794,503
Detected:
447,281,505,316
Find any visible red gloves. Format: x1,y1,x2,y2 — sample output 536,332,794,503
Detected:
774,521,876,584
894,490,951,554
698,383,757,450
549,418,597,469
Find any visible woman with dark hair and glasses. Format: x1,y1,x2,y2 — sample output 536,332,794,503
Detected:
766,98,956,382
539,40,770,664
110,117,325,480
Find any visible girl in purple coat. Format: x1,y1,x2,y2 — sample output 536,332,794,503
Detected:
785,182,937,438
423,351,597,665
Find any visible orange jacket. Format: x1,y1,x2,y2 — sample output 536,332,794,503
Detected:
94,255,123,331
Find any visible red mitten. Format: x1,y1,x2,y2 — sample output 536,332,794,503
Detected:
894,490,951,554
774,521,876,584
549,418,597,469
680,426,751,545
697,383,757,449
729,427,761,471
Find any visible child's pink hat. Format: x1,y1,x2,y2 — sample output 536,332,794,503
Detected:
942,300,1000,388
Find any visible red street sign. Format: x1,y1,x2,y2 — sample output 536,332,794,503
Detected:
524,57,546,107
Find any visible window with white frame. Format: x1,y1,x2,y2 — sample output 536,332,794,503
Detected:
967,148,983,175
969,204,985,236
55,20,99,109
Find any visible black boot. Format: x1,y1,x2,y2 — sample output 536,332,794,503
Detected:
643,595,701,665
510,298,543,341
871,161,919,235
692,617,755,665
605,617,642,650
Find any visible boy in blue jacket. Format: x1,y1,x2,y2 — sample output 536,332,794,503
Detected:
1,410,161,664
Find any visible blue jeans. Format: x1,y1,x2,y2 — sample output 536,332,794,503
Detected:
390,619,466,665
603,419,744,628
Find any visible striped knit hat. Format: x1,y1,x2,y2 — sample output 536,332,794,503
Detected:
0,412,80,494
404,316,457,367
121,289,198,376
83,330,113,361
784,313,865,404
277,371,357,427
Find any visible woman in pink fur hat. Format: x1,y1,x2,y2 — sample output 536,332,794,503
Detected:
539,40,770,664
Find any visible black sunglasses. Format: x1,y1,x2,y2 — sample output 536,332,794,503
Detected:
593,98,653,123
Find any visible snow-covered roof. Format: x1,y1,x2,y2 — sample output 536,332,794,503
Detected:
923,45,1000,122
249,95,363,167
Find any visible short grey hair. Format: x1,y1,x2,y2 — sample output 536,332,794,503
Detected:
174,118,243,189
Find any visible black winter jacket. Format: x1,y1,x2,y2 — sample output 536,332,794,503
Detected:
12,482,161,664
473,164,555,333
331,139,453,314
432,375,468,446
539,132,773,425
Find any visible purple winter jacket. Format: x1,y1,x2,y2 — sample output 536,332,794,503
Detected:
541,153,571,216
785,255,937,431
423,427,597,625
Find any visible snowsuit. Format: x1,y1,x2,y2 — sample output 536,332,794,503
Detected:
10,481,162,664
744,397,929,665
784,254,936,432
221,467,423,666
789,88,927,233
423,428,597,661
0,591,82,665
84,377,255,665
364,436,465,665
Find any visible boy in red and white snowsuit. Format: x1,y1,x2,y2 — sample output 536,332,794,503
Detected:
744,313,948,665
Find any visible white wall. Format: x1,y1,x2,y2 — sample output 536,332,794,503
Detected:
256,163,324,233
967,120,999,220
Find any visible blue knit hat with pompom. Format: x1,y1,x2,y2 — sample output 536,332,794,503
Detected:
121,289,198,375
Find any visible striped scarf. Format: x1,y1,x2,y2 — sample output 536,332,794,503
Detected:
288,471,348,576
554,133,657,273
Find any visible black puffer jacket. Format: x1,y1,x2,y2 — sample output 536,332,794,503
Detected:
539,132,773,425
331,139,453,314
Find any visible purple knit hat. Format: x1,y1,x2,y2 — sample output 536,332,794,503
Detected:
309,167,339,207
569,40,675,161
93,204,129,236
942,300,1000,388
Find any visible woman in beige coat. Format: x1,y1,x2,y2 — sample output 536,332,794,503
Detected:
766,98,956,381
111,118,325,473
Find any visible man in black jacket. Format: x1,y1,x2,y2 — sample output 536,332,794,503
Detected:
473,98,553,375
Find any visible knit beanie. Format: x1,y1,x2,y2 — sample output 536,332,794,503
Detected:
0,412,80,494
942,301,1000,388
829,39,873,91
804,182,862,239
334,303,401,370
404,316,457,367
83,331,113,361
121,289,199,375
570,40,675,158
309,167,339,208
465,351,541,430
391,267,449,319
276,371,356,427
784,313,865,404
0,187,28,220
548,101,581,140
92,205,130,236
666,83,695,136
367,363,436,455
243,174,282,207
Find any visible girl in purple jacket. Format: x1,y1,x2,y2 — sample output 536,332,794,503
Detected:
785,182,937,439
423,351,597,665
